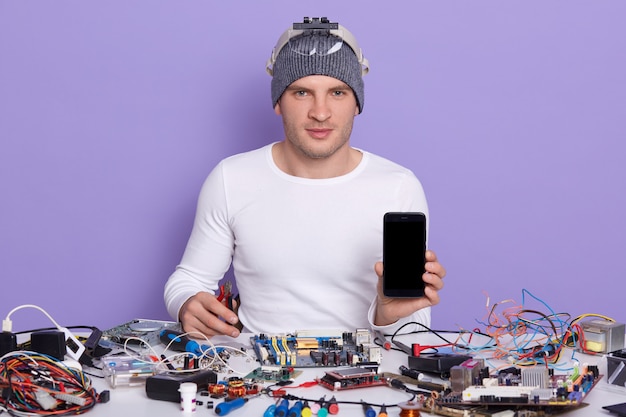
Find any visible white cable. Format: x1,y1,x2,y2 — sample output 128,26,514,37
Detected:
118,331,256,376
2,304,85,360
3,304,63,332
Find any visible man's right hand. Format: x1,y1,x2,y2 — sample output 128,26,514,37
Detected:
178,291,240,338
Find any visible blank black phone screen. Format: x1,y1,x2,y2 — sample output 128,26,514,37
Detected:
383,212,426,298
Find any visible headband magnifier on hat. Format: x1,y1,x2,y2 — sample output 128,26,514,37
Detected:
266,17,370,77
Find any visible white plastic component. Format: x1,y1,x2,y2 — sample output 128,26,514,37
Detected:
482,377,499,387
55,392,87,406
2,318,12,332
61,358,82,372
35,390,58,410
462,385,538,402
59,327,86,361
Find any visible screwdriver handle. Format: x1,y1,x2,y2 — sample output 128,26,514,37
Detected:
159,329,200,354
215,397,247,416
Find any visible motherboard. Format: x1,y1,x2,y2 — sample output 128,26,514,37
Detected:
250,328,381,368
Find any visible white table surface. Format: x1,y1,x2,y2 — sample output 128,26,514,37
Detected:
80,332,626,417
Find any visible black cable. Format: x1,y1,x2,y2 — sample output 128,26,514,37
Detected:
14,325,99,335
276,392,408,410
390,322,497,352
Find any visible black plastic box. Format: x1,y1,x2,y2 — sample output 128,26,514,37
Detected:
408,353,473,378
145,369,217,402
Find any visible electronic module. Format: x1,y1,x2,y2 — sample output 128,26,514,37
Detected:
250,328,381,368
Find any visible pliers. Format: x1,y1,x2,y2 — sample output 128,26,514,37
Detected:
216,281,235,310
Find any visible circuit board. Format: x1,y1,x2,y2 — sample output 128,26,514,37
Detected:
243,366,303,383
390,361,602,417
250,328,381,368
318,366,388,391
101,319,180,346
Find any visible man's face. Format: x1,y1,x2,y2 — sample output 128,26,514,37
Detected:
274,75,359,160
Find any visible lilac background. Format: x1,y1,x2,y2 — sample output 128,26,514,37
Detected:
1,1,625,333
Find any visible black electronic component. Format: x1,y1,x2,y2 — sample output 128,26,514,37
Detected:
0,332,17,356
79,327,105,367
145,369,217,403
98,390,110,403
603,402,626,416
31,330,66,360
607,350,626,386
408,353,473,378
83,327,102,352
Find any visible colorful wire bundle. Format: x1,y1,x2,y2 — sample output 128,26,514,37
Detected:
385,289,617,374
0,350,106,416
472,289,617,370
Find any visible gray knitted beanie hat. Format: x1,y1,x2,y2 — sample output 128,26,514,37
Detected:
270,32,365,113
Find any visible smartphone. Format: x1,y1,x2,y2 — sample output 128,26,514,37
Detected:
383,212,427,298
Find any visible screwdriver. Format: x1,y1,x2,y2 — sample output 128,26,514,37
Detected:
215,397,248,416
159,329,221,356
288,400,303,417
326,396,339,415
309,396,324,415
263,403,277,417
301,401,312,417
159,329,202,354
361,401,376,417
275,398,290,417
317,400,329,417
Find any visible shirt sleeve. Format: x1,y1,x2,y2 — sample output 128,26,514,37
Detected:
367,298,432,334
163,162,235,321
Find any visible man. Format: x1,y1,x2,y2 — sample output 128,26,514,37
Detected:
164,17,445,338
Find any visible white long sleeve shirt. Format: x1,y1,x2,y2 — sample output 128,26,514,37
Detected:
164,143,431,334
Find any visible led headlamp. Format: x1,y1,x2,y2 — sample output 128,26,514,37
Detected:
266,17,369,77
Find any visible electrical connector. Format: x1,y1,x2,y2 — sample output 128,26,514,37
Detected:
35,390,58,410
59,327,86,361
55,392,87,406
98,390,110,403
2,318,12,333
83,327,102,351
